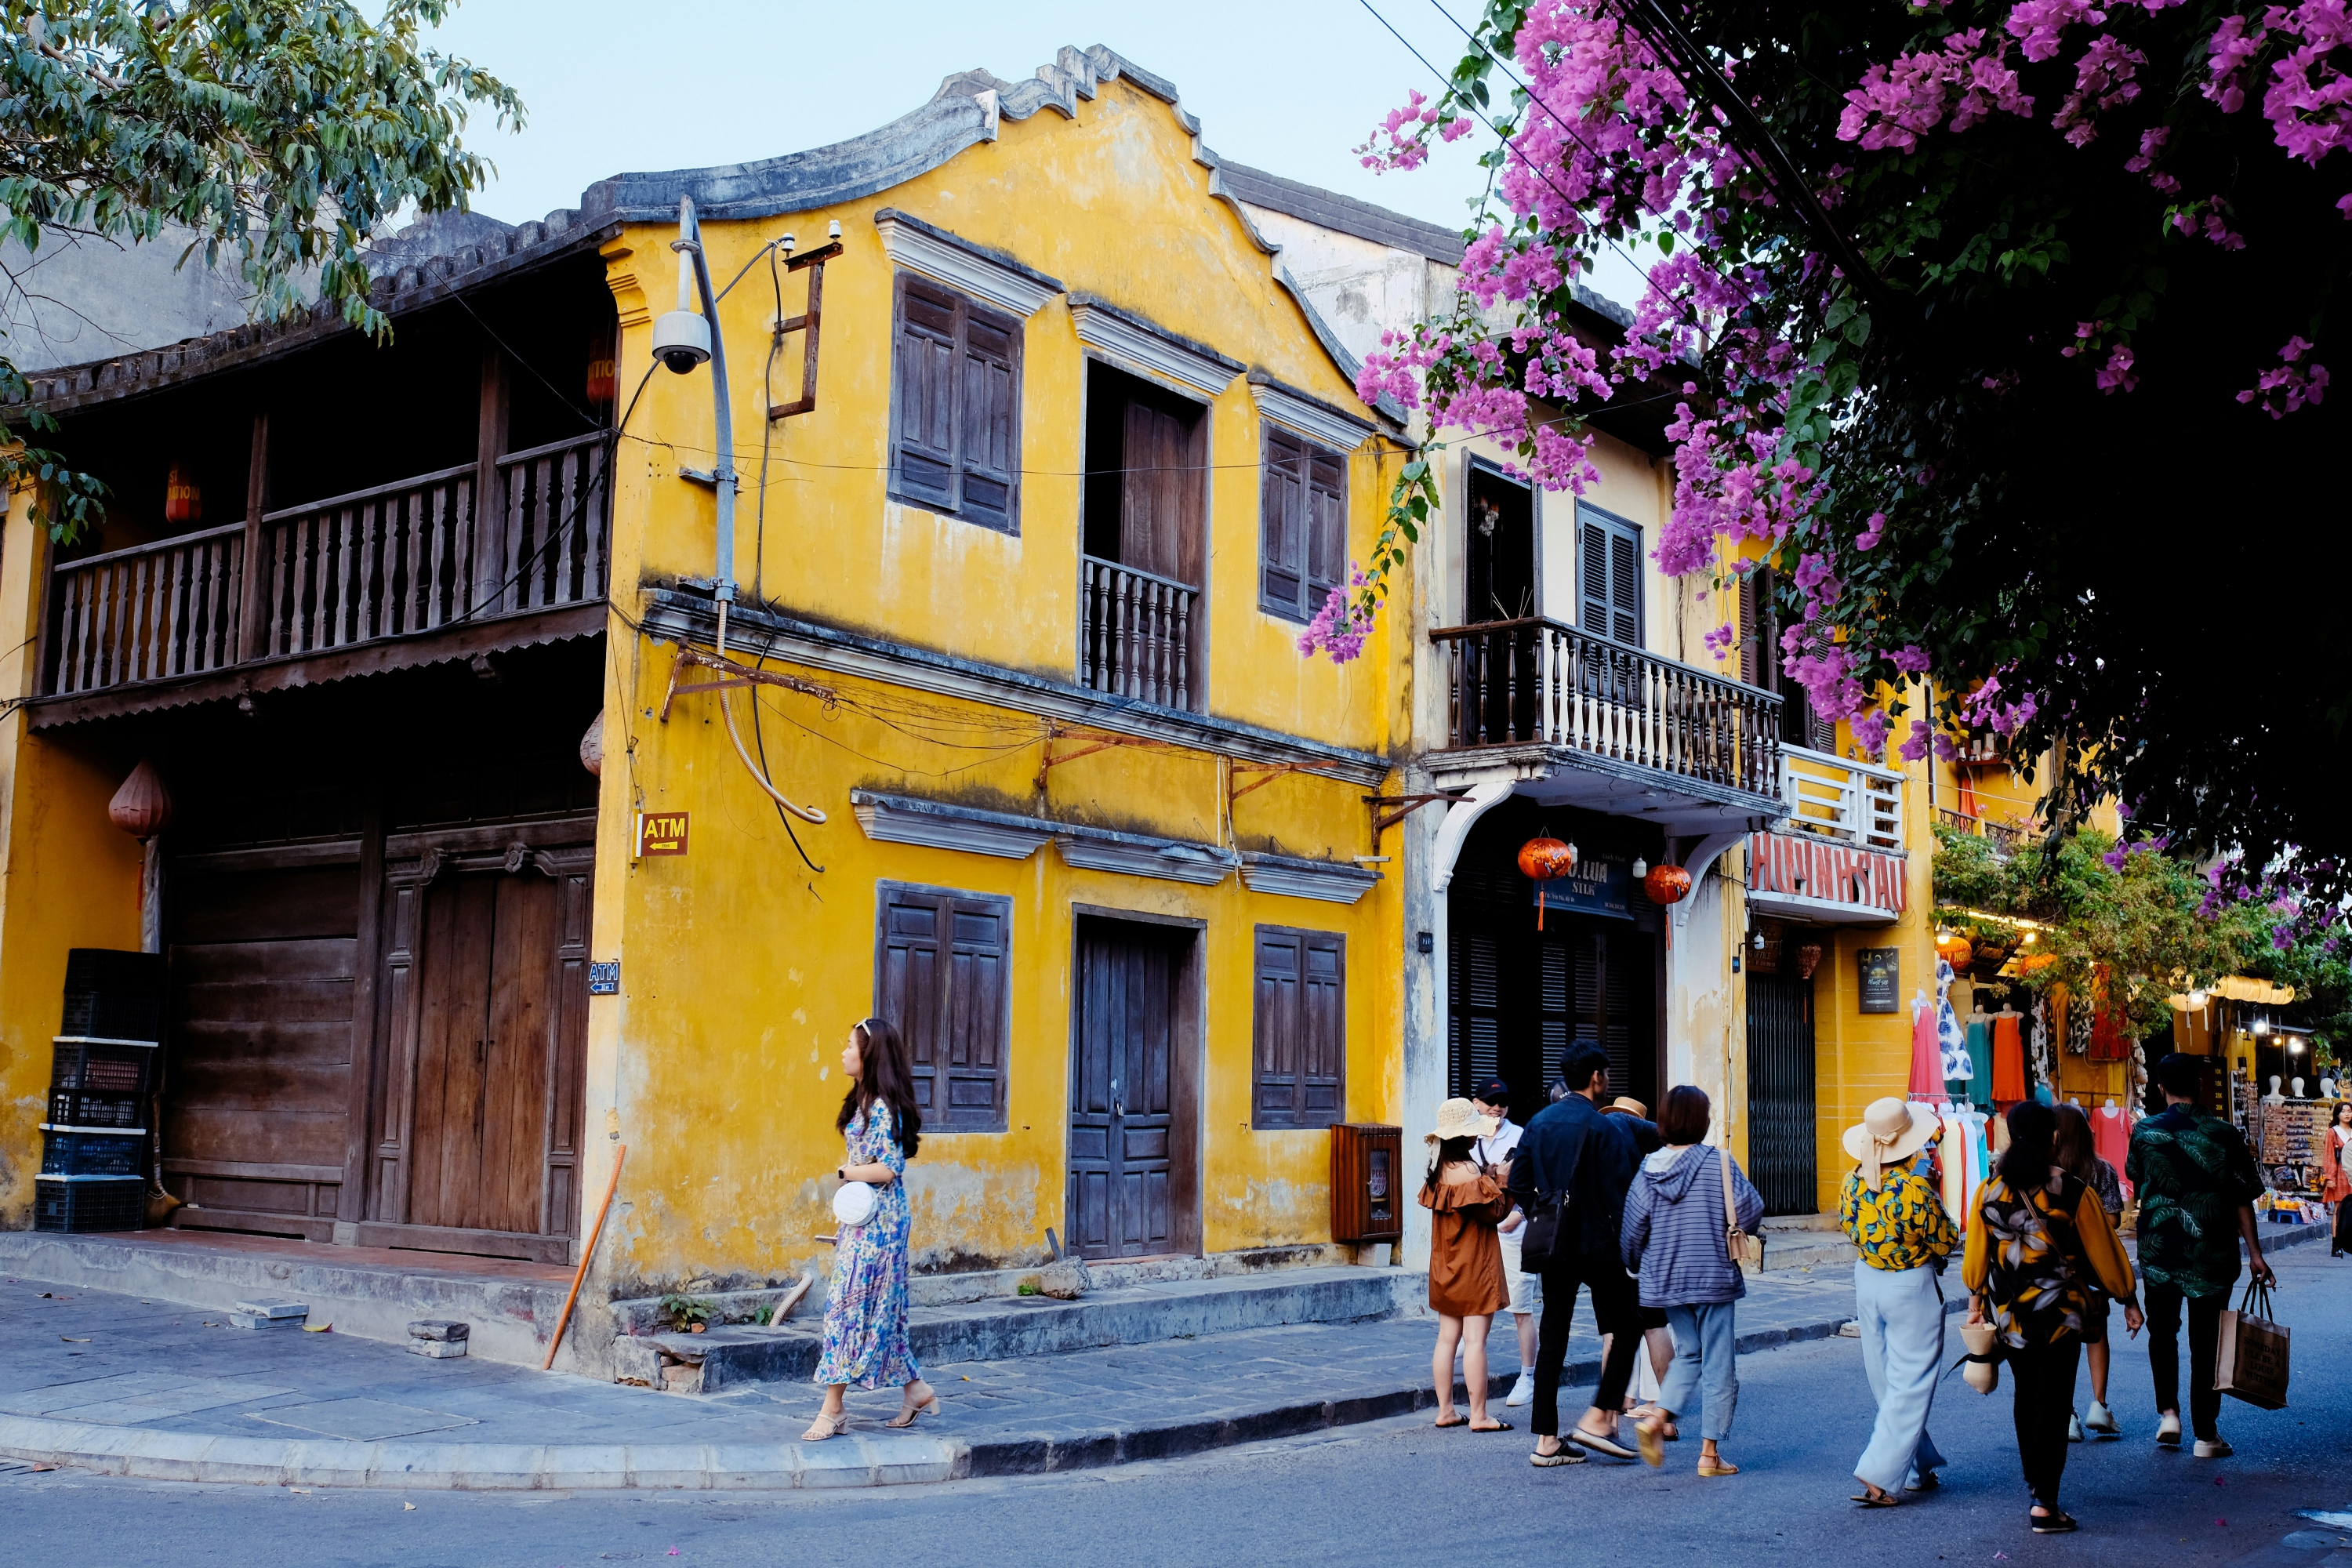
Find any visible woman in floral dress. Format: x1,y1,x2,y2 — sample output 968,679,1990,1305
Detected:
804,1017,936,1439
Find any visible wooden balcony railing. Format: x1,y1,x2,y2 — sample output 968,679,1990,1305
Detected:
1781,742,1904,849
1080,554,1197,712
1432,616,1782,798
48,522,245,695
45,431,612,696
1938,804,2030,858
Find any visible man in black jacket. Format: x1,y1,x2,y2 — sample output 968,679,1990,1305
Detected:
1507,1042,1644,1465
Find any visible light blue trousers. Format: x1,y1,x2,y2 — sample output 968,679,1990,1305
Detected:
1658,1301,1739,1442
1853,1261,1948,1492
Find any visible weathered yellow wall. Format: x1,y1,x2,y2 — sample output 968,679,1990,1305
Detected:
583,74,1406,1290
0,490,145,1224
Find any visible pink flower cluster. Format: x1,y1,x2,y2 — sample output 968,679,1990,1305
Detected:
2207,6,2352,201
1297,565,1378,662
1838,29,2034,151
2237,335,2332,414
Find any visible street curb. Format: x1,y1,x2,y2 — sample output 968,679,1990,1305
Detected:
2,1224,2323,1491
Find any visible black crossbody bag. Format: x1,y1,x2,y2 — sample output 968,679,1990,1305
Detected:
1516,1133,1585,1272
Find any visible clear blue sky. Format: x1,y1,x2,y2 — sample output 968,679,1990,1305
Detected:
422,0,1650,305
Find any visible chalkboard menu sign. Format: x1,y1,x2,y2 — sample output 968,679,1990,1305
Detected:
1858,947,1900,1014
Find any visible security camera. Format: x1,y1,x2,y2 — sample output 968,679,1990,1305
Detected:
652,309,710,374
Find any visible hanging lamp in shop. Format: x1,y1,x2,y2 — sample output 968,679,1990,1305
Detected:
1518,834,1577,930
163,461,201,524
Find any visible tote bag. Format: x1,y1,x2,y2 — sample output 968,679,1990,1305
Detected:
2214,1277,2290,1410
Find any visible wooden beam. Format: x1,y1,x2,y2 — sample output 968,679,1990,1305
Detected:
474,346,511,613
236,410,269,660
1367,791,1468,836
767,249,840,420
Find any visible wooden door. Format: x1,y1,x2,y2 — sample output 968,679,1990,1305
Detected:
370,840,591,1260
408,871,562,1235
1068,920,1191,1261
1746,973,1817,1215
162,858,361,1240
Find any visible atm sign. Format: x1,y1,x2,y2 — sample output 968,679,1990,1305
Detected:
636,810,689,857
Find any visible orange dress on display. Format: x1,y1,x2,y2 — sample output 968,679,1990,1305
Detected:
1991,1011,2028,1102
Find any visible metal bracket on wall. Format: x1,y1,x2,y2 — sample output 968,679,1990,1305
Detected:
1033,724,1191,792
765,241,844,420
655,644,835,724
1229,761,1348,807
1364,791,1469,837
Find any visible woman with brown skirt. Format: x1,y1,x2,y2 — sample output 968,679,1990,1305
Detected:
1421,1097,1514,1432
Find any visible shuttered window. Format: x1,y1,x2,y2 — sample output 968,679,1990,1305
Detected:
1258,426,1345,622
873,882,1011,1131
1577,505,1644,646
1252,925,1345,1129
1740,563,1838,750
888,274,1022,533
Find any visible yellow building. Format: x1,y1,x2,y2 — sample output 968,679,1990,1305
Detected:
0,49,1415,1365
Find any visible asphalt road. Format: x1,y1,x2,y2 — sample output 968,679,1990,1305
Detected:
5,1244,2345,1568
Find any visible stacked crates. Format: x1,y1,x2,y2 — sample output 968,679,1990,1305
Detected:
35,949,162,1233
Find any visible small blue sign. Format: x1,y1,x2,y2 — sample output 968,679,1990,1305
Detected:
588,960,620,996
1530,850,1635,921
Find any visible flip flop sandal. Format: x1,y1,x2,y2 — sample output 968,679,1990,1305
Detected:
1433,1414,1470,1428
1573,1426,1640,1460
1530,1443,1588,1467
1470,1419,1513,1432
1851,1491,1900,1508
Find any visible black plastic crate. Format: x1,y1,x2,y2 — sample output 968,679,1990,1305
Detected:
45,1086,144,1128
64,948,165,996
59,992,163,1042
34,1175,146,1233
41,1127,146,1176
50,1038,158,1095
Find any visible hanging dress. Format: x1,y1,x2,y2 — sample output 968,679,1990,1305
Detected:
2092,1104,2133,1204
1910,1001,1946,1100
1991,1013,2027,1103
1964,1019,1997,1107
1936,959,1973,1083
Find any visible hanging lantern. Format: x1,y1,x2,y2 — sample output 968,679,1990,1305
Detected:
579,710,606,777
163,461,201,524
108,758,173,841
1518,835,1577,930
1795,941,1824,980
1936,933,1974,968
1642,862,1693,907
586,338,617,405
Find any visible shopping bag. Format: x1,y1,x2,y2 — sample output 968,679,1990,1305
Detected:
2214,1278,2289,1410
1956,1320,2000,1394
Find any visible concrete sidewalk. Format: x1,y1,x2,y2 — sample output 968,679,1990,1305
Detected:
1,1222,2322,1490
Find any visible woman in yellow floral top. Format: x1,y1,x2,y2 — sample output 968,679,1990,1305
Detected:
1839,1098,1961,1507
1962,1101,2140,1537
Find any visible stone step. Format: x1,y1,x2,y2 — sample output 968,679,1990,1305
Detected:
1753,1233,1859,1273
615,1264,1419,1395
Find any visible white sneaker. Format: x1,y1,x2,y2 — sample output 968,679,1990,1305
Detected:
2084,1400,2121,1436
1505,1372,1535,1406
2157,1412,2182,1446
2194,1437,2233,1458
2067,1411,2084,1443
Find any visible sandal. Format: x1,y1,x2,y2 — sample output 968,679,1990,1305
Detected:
1469,1418,1512,1432
800,1410,849,1442
1697,1455,1740,1478
886,1385,941,1428
1635,1414,1666,1468
1530,1440,1588,1468
1629,1405,1679,1438
2030,1508,2078,1534
1433,1414,1469,1428
1852,1486,1900,1507
1572,1423,1639,1460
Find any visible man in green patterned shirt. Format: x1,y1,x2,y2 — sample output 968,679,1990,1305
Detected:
1839,1098,1962,1504
2126,1054,2274,1457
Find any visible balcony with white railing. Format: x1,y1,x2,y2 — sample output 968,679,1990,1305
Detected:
1748,744,1910,924
1780,743,1904,849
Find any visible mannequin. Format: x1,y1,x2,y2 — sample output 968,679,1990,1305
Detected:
2324,1076,2339,1100
2292,1076,2306,1099
2265,1075,2286,1105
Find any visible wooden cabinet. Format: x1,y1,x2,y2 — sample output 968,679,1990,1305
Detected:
1330,1122,1403,1243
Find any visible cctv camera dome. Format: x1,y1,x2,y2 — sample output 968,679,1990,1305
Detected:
652,309,712,374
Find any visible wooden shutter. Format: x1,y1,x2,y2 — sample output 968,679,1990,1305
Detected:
889,275,1021,532
1259,427,1305,617
891,278,960,512
1305,449,1347,615
957,304,1019,532
1577,507,1645,646
1737,570,1761,687
1119,392,1206,586
876,884,1010,1131
1253,925,1345,1128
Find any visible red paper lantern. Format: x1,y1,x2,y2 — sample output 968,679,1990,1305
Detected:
163,461,201,524
1518,836,1577,930
1642,862,1693,906
586,340,617,405
108,758,173,840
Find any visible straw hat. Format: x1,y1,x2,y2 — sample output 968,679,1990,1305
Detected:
1602,1097,1650,1120
1842,1097,1939,1190
1427,1097,1501,1144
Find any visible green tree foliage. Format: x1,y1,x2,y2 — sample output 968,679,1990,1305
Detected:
1,0,519,538
1934,823,2348,1043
